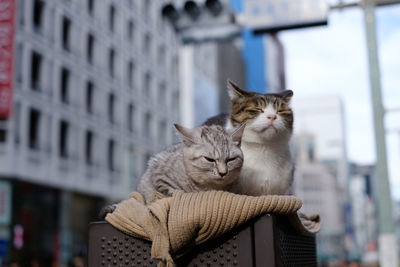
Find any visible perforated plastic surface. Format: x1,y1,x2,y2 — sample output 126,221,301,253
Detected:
274,215,317,266
90,223,156,267
88,220,253,267
88,215,317,267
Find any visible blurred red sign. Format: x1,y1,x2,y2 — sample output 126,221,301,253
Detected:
0,0,15,119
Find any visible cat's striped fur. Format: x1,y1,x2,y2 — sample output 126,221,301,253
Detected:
137,124,245,202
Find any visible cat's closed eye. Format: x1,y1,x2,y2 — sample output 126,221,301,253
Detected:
277,109,291,115
204,156,215,162
245,108,263,114
226,157,237,163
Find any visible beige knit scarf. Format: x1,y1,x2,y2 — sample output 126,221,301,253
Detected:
105,190,318,267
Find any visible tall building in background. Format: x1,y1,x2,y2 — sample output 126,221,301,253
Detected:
179,40,246,127
0,0,179,265
349,163,378,264
216,41,246,113
179,43,219,128
293,133,345,261
292,96,348,262
230,0,286,94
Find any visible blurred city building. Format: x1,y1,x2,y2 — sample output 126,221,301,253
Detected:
395,200,400,261
349,163,378,264
230,0,286,94
292,96,348,262
0,0,179,265
216,41,246,113
179,40,246,127
179,43,219,127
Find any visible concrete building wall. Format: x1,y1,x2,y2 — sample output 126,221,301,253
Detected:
1,0,180,199
217,41,246,114
293,134,345,261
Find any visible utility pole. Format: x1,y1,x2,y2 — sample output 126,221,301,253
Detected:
362,0,398,266
329,0,400,265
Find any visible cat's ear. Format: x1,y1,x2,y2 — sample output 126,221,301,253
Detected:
279,90,293,103
174,124,197,146
230,123,246,145
227,79,251,100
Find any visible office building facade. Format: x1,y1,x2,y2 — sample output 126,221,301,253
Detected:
0,0,180,265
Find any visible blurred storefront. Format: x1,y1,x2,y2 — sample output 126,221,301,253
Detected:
3,180,104,266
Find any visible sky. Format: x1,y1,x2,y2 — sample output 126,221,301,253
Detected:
280,4,400,199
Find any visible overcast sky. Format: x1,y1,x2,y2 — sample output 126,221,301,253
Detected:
280,5,400,199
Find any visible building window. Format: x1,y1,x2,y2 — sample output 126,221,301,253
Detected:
108,139,115,171
159,120,167,147
87,33,94,64
127,103,134,132
60,67,69,103
33,0,45,32
109,4,115,32
86,81,94,114
143,0,150,22
108,48,115,77
18,0,25,26
172,55,178,78
158,45,165,66
31,51,42,91
144,112,151,138
108,93,115,124
127,61,134,88
0,119,7,143
17,43,23,83
307,141,315,162
143,33,151,56
144,72,151,99
172,91,179,114
59,120,69,158
87,0,94,15
28,108,40,150
127,20,134,42
62,17,71,51
158,82,166,107
14,102,21,144
85,130,93,165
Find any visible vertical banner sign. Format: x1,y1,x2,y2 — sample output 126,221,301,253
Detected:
0,0,16,119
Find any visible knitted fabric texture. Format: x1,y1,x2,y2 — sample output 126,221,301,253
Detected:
105,190,303,267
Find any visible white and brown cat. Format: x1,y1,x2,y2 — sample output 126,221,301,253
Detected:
204,80,294,196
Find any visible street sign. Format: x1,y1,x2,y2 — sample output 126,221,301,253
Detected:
237,0,329,33
0,0,16,119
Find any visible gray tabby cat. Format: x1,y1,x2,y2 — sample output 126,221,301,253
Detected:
99,123,245,218
204,80,294,196
137,123,245,202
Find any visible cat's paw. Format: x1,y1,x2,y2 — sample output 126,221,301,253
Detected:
99,204,118,219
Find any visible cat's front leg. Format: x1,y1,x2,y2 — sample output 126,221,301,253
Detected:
155,182,177,197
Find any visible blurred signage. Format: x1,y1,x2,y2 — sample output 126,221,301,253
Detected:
0,181,11,224
0,0,16,119
13,224,23,249
237,0,328,33
0,239,8,257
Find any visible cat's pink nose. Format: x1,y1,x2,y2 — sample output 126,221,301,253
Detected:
267,114,277,121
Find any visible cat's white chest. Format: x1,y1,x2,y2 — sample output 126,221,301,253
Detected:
234,143,293,196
